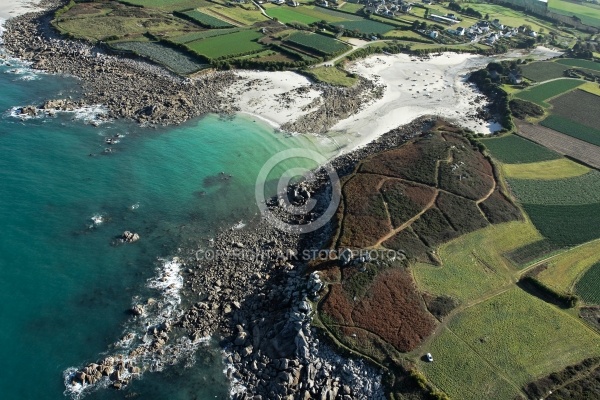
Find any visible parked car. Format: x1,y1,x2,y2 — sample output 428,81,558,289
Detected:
426,353,433,362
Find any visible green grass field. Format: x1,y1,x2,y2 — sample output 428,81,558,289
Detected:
413,221,541,303
541,114,600,147
482,134,560,164
339,2,364,13
523,203,600,246
185,29,264,59
555,58,600,73
520,61,569,82
304,66,357,87
581,82,600,96
459,2,556,32
55,14,191,41
266,5,347,24
514,79,583,107
429,288,600,393
508,171,600,205
536,240,600,295
548,0,600,28
421,328,520,400
205,5,268,26
575,262,600,305
502,158,589,180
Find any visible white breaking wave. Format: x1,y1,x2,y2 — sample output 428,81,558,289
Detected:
63,257,211,399
8,103,109,124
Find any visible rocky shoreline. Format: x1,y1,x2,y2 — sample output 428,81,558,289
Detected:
2,0,237,126
2,1,379,130
64,116,432,398
177,117,433,399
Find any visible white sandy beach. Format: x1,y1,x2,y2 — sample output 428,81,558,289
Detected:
226,46,564,153
0,0,41,20
226,52,497,152
223,71,324,128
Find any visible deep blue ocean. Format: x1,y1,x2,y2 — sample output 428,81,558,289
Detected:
0,47,336,399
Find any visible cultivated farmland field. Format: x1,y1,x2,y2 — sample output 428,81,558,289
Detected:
119,0,210,11
285,32,350,56
502,158,589,180
185,29,264,59
482,134,560,164
55,11,192,41
520,61,568,82
266,6,347,25
548,0,600,28
413,221,540,303
575,262,600,305
522,203,600,246
444,288,600,389
541,114,600,147
181,9,233,28
514,79,583,107
421,328,520,400
205,5,268,26
169,28,241,43
549,89,600,130
555,58,600,73
332,19,395,35
507,170,600,205
536,240,600,295
111,41,208,74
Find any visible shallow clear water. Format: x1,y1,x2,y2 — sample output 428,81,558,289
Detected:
0,54,335,399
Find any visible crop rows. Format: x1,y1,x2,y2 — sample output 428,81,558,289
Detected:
556,58,600,73
332,19,395,35
181,9,233,28
514,79,583,107
482,134,560,164
522,203,600,246
507,170,600,205
185,29,264,60
285,32,350,56
575,262,600,305
520,61,568,82
541,115,600,147
111,41,208,75
549,89,600,130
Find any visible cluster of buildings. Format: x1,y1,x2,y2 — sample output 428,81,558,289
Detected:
364,1,415,18
432,19,538,46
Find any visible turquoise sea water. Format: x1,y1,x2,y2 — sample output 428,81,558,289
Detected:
0,54,335,399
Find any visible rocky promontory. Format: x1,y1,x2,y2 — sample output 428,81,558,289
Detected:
2,3,238,126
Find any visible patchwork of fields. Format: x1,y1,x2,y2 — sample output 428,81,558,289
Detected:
549,89,600,131
285,32,350,56
520,61,569,82
548,0,600,28
482,134,560,164
184,29,264,59
514,79,583,107
541,114,600,147
111,41,208,74
423,288,600,398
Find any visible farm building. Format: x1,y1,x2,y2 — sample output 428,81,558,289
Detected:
429,14,459,25
430,30,439,39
